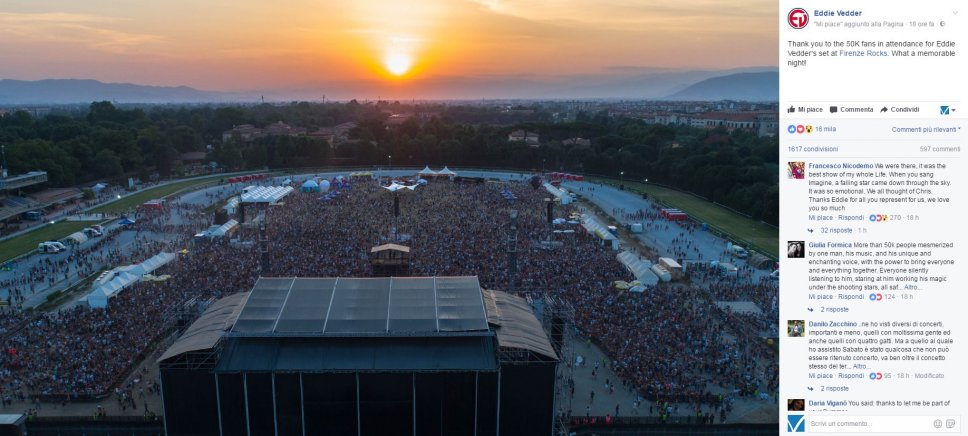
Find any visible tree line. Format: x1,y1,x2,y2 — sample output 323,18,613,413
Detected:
0,101,777,224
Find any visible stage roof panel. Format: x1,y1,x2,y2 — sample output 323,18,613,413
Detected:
387,277,439,333
232,278,292,333
273,278,336,333
228,276,489,336
326,278,392,333
436,277,489,331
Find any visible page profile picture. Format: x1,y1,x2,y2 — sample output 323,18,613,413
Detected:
787,241,805,258
788,414,806,432
788,8,809,29
788,161,805,179
787,320,806,337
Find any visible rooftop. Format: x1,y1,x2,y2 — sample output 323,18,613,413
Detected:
231,276,490,335
0,170,47,190
177,152,207,161
371,243,410,253
160,276,558,367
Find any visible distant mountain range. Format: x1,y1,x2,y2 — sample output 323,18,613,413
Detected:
665,72,778,101
0,79,232,105
0,70,778,104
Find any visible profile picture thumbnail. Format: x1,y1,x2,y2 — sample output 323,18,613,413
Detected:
788,398,805,411
787,320,806,337
787,161,805,179
787,241,805,258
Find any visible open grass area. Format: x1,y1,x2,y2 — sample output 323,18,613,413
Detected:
89,175,225,215
590,177,779,258
1,174,231,262
0,221,93,263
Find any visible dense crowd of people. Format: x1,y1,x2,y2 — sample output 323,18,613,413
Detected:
0,177,777,416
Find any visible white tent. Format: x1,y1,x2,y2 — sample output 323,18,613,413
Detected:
382,183,417,192
223,196,240,214
301,179,319,190
437,166,457,177
616,251,659,286
240,186,293,203
208,220,238,238
418,166,438,176
542,182,572,205
87,271,140,308
319,179,331,193
140,252,176,273
581,215,618,250
115,263,147,277
92,183,107,193
87,252,177,309
65,232,88,245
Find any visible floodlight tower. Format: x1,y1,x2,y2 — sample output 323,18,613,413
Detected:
259,220,270,274
507,209,518,294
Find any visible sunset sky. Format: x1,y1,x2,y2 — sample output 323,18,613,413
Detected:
0,0,777,98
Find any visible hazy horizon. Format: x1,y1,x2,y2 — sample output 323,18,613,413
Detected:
0,0,778,99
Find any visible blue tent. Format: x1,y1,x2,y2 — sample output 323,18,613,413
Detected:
301,179,320,193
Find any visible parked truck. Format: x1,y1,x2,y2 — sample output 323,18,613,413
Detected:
651,264,672,282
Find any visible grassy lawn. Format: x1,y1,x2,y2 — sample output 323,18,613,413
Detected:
1,174,230,262
89,175,224,215
0,221,93,263
590,177,779,258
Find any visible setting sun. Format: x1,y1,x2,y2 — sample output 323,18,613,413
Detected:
385,52,413,76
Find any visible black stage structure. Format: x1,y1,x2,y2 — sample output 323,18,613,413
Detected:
159,276,558,436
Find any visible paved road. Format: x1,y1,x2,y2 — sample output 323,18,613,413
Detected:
562,180,774,281
1,220,146,308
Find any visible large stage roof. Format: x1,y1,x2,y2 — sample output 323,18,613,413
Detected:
160,276,558,370
231,276,490,335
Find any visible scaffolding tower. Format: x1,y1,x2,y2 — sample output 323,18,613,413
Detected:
542,294,574,357
507,209,518,294
541,293,575,435
259,220,269,274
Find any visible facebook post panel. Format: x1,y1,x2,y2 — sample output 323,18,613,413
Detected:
780,0,965,433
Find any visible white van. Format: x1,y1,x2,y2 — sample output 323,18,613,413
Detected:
730,245,749,258
38,241,67,254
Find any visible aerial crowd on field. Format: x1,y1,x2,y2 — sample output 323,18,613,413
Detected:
0,178,777,410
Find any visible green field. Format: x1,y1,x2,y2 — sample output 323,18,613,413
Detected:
0,221,93,263
590,177,779,258
1,175,229,262
89,175,225,215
